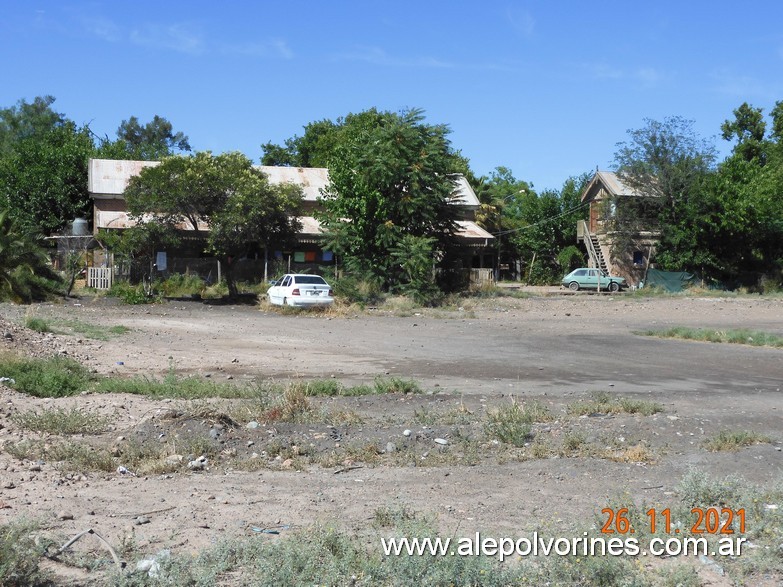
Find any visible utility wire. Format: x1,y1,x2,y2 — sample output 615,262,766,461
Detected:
491,201,589,236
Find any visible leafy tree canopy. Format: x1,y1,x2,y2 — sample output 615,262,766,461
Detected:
124,151,302,297
95,115,191,160
0,95,66,156
0,120,93,234
317,108,464,294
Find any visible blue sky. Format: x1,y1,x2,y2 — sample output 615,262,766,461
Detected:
3,1,782,191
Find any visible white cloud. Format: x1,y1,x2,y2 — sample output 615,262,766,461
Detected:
582,62,623,80
224,39,294,60
634,67,665,86
506,7,535,38
80,16,122,42
332,46,455,69
129,23,205,55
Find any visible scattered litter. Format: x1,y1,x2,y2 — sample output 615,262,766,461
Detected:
116,361,124,366
333,465,363,475
249,525,290,535
188,455,208,470
116,466,136,476
57,528,123,571
698,554,724,576
135,549,170,578
134,516,151,526
434,438,448,445
765,504,778,510
0,377,15,384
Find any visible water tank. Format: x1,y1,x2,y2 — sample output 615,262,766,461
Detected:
71,218,89,236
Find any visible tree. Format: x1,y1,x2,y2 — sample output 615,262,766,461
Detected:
317,108,462,295
123,151,303,297
0,96,92,235
613,117,717,273
0,95,65,155
721,102,767,164
0,209,62,302
95,115,191,161
0,121,94,234
473,167,531,280
261,119,339,168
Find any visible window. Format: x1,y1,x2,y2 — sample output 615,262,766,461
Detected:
633,251,644,266
294,276,327,285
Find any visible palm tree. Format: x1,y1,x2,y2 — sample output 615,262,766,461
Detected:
0,209,61,302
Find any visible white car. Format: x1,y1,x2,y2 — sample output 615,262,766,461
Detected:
267,274,334,307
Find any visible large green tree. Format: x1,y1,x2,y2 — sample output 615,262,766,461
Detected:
95,115,191,161
0,121,93,234
0,96,93,234
0,95,65,155
613,116,717,274
316,108,463,296
123,151,302,297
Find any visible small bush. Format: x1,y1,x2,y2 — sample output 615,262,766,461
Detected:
23,317,51,333
11,406,112,435
0,354,92,397
703,429,772,452
331,274,384,305
109,281,155,305
96,372,255,399
0,520,49,586
640,326,783,348
485,401,534,447
159,273,205,297
6,439,116,472
567,391,663,417
373,376,422,395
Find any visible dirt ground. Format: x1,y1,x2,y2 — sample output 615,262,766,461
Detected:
0,291,781,584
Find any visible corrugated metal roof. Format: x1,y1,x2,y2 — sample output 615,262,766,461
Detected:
456,220,493,240
581,170,646,203
89,159,159,195
449,175,480,207
89,159,479,206
258,166,329,201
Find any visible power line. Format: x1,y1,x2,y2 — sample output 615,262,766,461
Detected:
492,201,589,236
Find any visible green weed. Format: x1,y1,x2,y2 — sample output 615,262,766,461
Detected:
11,406,112,435
484,400,534,447
0,354,92,397
702,429,772,452
639,326,783,348
567,391,663,417
0,519,50,586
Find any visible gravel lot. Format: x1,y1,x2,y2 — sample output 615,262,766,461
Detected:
0,292,781,584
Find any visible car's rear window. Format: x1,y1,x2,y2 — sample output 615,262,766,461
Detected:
294,276,327,285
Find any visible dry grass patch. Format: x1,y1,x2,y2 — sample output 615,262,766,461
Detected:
11,406,113,435
567,391,663,417
702,429,772,452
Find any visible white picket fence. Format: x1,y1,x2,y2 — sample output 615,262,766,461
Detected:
87,267,113,290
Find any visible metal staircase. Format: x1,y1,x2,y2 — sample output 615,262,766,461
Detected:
579,221,608,272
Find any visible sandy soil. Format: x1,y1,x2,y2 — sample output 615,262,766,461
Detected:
0,292,781,584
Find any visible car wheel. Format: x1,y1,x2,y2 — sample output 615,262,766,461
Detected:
609,281,620,293
568,281,580,291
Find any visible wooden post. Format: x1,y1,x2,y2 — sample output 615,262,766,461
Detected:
526,252,536,285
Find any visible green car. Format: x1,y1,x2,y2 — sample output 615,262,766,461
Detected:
561,268,626,292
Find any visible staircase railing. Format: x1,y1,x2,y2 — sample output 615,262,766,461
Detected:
579,221,604,270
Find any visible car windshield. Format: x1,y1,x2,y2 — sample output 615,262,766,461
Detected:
294,276,327,285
